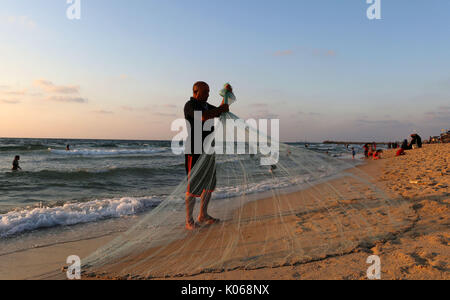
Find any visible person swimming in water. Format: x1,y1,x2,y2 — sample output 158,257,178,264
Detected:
12,155,21,171
66,144,70,151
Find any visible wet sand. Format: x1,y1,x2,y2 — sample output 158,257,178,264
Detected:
1,144,448,280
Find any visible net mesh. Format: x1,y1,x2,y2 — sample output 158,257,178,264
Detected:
82,111,411,279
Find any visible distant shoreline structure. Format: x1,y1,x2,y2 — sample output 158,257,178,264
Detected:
323,141,390,145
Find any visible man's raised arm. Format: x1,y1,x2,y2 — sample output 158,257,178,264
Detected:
202,104,229,121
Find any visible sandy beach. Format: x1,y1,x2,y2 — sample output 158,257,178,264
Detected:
1,144,446,280
2,1,449,285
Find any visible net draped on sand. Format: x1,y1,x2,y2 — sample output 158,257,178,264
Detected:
82,111,413,278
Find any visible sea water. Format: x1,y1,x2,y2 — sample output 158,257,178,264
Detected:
0,138,365,239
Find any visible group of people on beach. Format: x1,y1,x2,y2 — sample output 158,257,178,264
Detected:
362,142,383,160
394,133,423,157
356,133,424,161
345,132,425,162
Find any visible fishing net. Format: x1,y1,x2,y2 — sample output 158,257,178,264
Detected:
82,89,413,279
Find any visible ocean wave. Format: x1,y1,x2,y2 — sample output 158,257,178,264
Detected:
48,148,167,156
0,170,342,238
97,143,119,148
43,153,182,163
0,196,161,238
6,166,182,180
0,144,49,152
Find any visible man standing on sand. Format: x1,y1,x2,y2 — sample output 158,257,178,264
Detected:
184,81,230,230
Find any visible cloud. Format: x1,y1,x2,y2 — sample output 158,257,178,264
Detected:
154,112,177,117
356,119,413,127
28,92,43,97
121,106,134,111
251,109,279,119
296,111,321,116
4,16,36,30
1,89,27,96
46,96,88,103
250,103,269,108
272,47,337,58
424,107,450,122
324,50,336,57
162,104,177,109
408,93,448,103
273,50,294,57
1,99,20,104
34,79,80,94
312,48,337,57
92,110,114,115
0,86,27,96
121,105,153,112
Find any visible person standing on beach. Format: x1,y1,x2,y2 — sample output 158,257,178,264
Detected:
352,147,356,159
409,133,422,149
184,81,230,230
12,155,21,171
363,144,369,158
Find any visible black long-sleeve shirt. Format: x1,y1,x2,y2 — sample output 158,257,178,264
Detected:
184,97,219,155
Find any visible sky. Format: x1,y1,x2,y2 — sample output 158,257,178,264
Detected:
0,0,449,142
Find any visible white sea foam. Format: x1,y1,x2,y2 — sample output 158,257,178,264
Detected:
215,180,294,200
0,174,319,238
0,196,161,238
48,148,166,156
213,173,321,200
0,163,348,238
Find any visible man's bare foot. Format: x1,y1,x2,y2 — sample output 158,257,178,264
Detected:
197,215,220,225
185,221,200,230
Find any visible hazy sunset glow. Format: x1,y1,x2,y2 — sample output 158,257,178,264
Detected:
1,0,449,142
